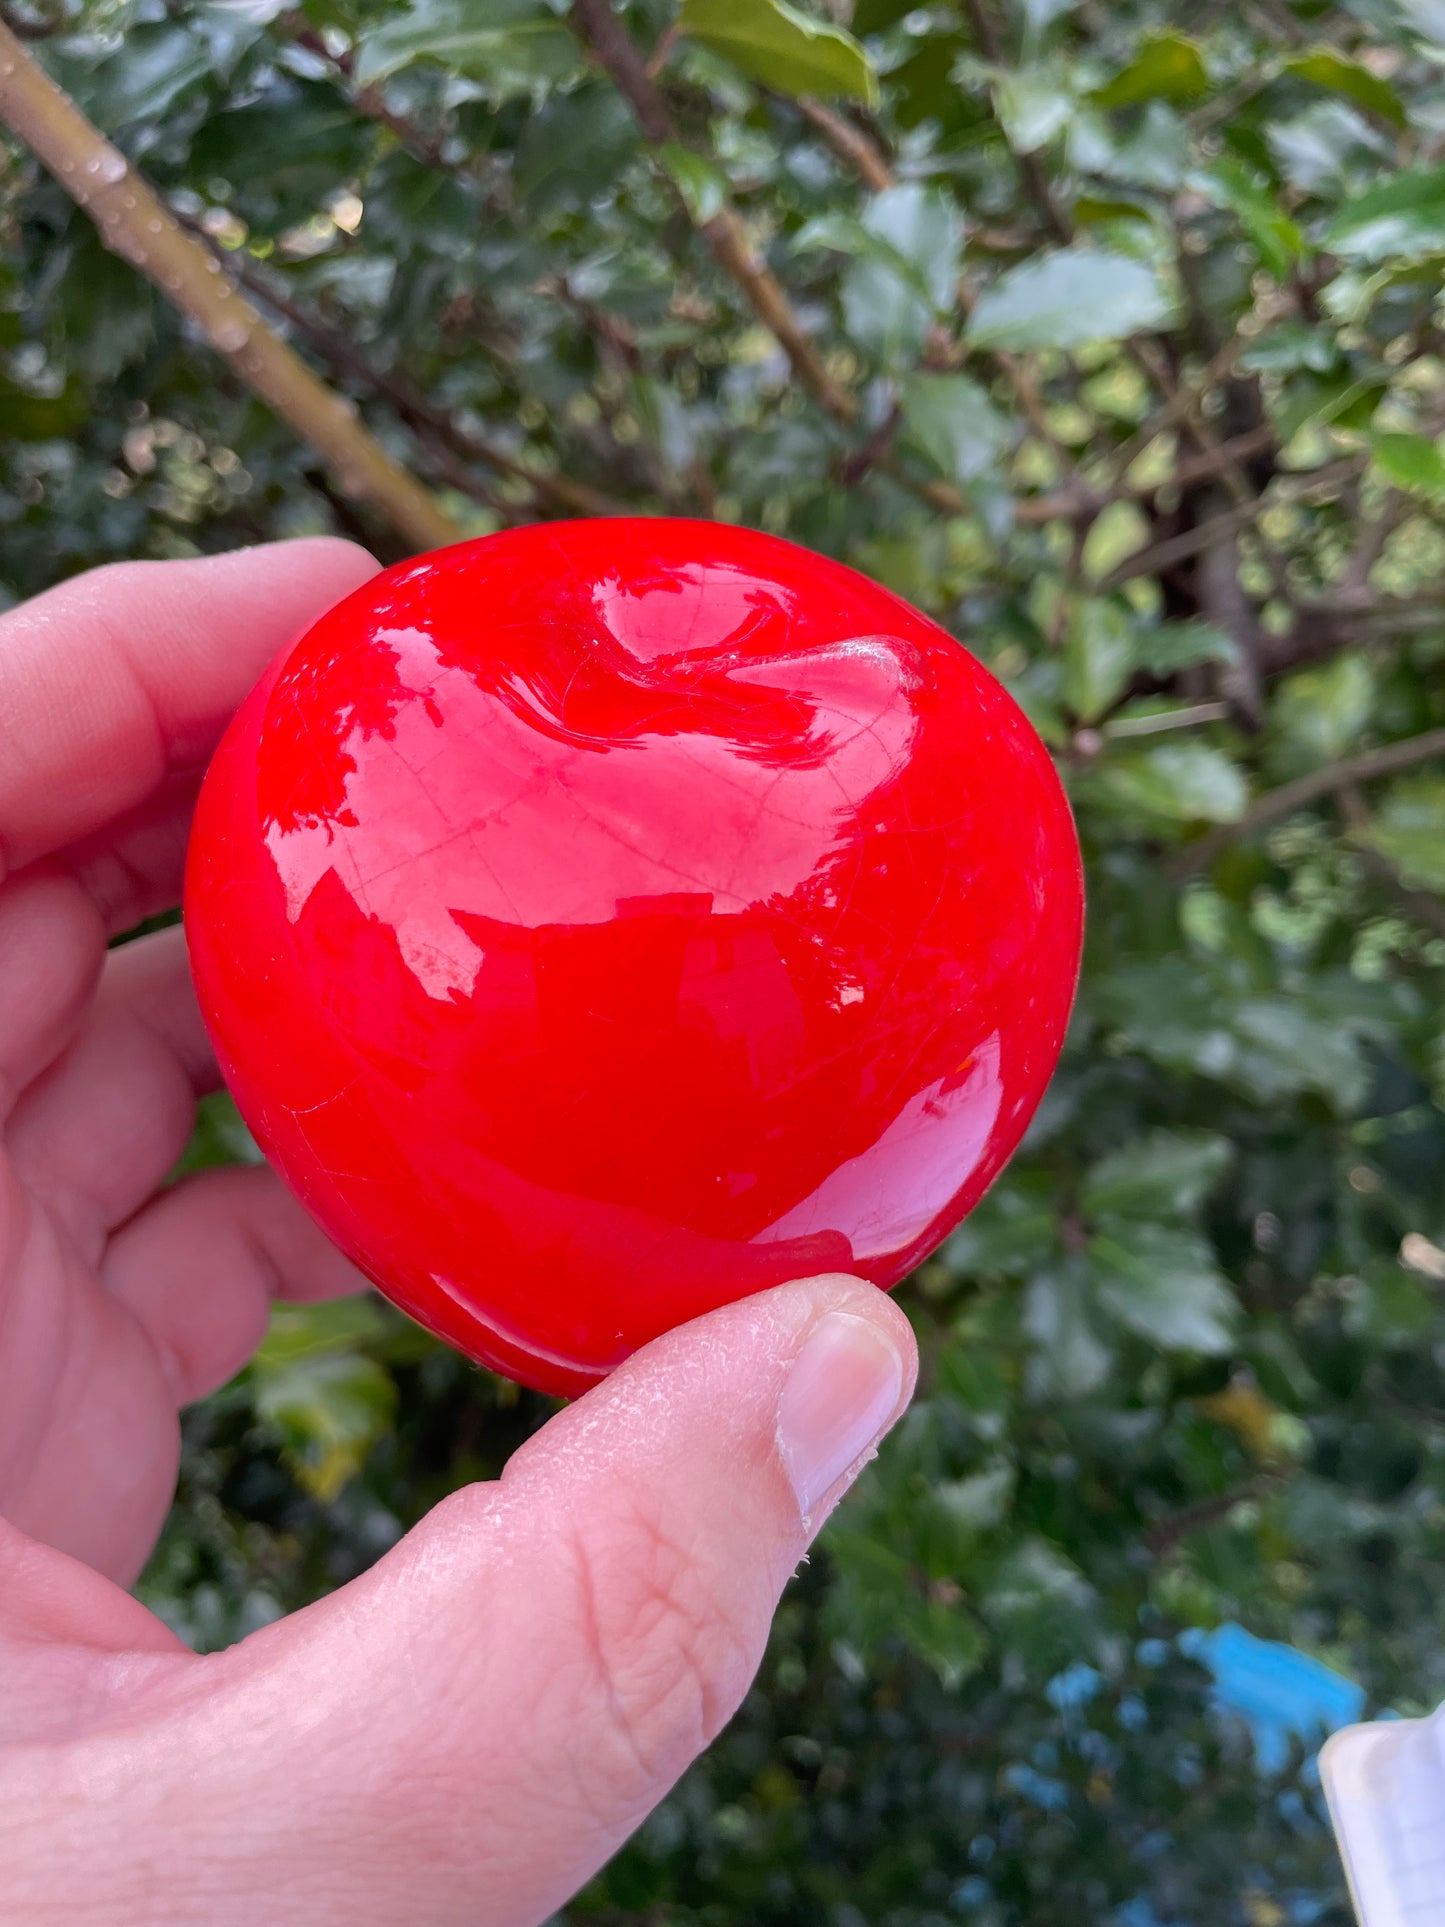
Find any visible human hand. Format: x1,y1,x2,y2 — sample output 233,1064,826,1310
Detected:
0,543,917,1925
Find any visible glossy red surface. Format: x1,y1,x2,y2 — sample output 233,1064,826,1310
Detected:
186,520,1083,1395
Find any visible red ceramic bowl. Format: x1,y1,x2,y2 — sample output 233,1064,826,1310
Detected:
185,520,1083,1395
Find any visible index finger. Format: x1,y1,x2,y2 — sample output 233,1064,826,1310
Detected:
0,539,379,881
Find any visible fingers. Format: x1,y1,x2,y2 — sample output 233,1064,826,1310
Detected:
103,1165,373,1406
7,926,216,1254
0,539,377,881
58,769,202,936
0,868,107,1117
95,1275,915,1927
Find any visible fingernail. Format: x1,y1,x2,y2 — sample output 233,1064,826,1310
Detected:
777,1312,906,1524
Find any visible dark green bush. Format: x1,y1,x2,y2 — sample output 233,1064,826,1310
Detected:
6,0,1445,1918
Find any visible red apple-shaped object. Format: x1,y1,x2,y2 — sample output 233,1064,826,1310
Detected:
185,520,1083,1395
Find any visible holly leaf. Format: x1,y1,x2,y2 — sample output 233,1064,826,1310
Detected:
354,0,578,92
1093,32,1208,111
899,373,1013,484
1089,1224,1238,1354
659,144,728,223
1084,1130,1233,1223
1063,598,1136,723
1099,742,1248,824
677,0,878,105
1370,430,1445,503
1362,773,1445,892
1324,165,1445,263
966,249,1171,351
1283,48,1407,131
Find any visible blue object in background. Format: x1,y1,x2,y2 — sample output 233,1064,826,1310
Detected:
1180,1623,1367,1776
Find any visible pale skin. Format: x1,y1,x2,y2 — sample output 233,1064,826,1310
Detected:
0,540,917,1926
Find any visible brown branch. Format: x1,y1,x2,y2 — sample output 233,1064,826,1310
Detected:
798,98,894,193
1145,1477,1280,1557
1099,494,1264,592
194,233,623,520
1103,330,1254,495
1010,423,1279,530
1177,726,1445,876
569,0,855,422
962,0,1071,242
1339,784,1445,941
276,14,456,176
1100,458,1361,592
0,25,462,553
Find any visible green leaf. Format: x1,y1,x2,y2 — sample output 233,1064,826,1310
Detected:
994,66,1075,152
55,23,213,129
1132,620,1239,678
254,1298,397,1369
252,1351,397,1502
1084,1130,1232,1223
947,1175,1059,1277
899,1593,988,1689
1101,742,1248,824
899,373,1012,484
1025,1259,1114,1399
1231,997,1373,1109
1363,773,1445,891
1206,160,1308,279
515,85,640,208
966,249,1170,351
659,144,728,223
1371,430,1445,502
1275,654,1375,763
1324,165,1445,264
1089,1224,1238,1354
825,184,961,364
1283,48,1407,130
677,0,878,104
188,85,375,224
1239,322,1341,374
1093,32,1209,110
979,1539,1098,1674
1063,598,1136,723
354,0,578,92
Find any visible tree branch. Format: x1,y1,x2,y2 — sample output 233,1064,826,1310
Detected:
569,0,856,423
1100,458,1360,593
195,234,624,521
1177,726,1445,875
0,24,462,553
1145,1477,1280,1557
797,98,893,193
1338,784,1445,941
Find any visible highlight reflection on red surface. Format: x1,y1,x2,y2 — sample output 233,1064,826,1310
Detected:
185,520,1084,1394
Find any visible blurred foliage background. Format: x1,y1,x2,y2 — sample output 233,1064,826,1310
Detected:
6,0,1445,1919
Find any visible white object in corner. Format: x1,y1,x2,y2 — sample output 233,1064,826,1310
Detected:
1322,1711,1445,1926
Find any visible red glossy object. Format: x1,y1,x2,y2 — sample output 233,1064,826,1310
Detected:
186,520,1083,1395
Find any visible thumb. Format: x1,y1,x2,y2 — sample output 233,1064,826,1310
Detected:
55,1274,915,1927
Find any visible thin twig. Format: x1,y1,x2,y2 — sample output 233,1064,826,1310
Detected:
569,0,855,422
1339,783,1445,941
1104,330,1254,494
961,0,1072,242
0,24,462,553
798,98,894,192
192,231,624,520
1177,726,1445,876
1146,1477,1281,1557
1101,458,1361,592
